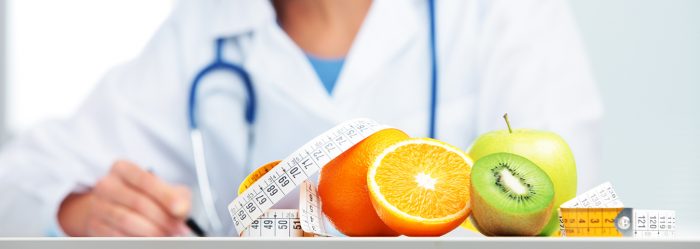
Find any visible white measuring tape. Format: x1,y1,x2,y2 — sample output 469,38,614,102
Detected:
558,182,677,238
239,181,330,237
298,180,331,236
560,182,625,209
239,209,308,237
229,118,390,236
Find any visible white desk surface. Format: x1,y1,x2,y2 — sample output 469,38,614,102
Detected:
1,237,698,249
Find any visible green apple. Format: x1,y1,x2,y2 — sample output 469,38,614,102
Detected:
467,114,577,236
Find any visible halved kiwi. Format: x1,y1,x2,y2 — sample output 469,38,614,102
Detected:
470,152,555,236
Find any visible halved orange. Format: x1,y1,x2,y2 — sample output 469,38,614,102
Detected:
367,138,473,236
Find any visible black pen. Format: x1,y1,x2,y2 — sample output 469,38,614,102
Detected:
186,218,206,237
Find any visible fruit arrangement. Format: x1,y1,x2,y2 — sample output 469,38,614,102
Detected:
315,113,577,236
465,114,577,236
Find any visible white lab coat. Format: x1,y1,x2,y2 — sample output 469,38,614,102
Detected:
0,0,602,236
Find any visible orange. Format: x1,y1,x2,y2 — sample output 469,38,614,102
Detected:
318,128,409,236
367,138,473,236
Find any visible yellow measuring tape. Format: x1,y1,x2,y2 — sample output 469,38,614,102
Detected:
237,160,281,196
558,182,676,238
233,120,680,238
559,208,676,237
560,207,625,237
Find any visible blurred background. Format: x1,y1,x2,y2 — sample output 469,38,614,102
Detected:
0,0,698,236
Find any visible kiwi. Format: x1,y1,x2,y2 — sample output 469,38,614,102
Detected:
470,152,555,236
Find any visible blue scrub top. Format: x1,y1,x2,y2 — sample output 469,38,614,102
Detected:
306,54,345,94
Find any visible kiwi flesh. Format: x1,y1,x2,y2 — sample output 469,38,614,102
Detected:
470,152,555,236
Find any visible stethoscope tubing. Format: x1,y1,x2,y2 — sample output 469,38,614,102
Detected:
187,38,258,235
427,0,438,139
186,0,438,235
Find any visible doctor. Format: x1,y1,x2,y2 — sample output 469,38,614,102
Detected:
0,0,602,236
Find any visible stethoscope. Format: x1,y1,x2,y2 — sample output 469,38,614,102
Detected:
187,0,438,235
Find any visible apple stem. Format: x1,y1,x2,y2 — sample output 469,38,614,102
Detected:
503,113,513,134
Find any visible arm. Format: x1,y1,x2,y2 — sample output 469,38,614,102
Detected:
0,9,194,236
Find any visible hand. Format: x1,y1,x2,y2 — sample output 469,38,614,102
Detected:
58,160,192,236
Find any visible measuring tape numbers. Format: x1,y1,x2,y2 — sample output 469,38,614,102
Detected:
560,182,624,209
299,180,331,236
240,209,311,237
229,119,390,236
235,156,333,236
558,182,676,238
239,181,330,237
560,208,676,238
615,208,677,238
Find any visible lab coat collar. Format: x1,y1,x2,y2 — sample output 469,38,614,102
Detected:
207,0,423,123
333,0,422,102
211,0,276,39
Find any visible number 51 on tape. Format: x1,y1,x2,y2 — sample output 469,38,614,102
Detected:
228,119,389,235
240,180,329,237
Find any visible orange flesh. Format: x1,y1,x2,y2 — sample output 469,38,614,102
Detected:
374,143,471,219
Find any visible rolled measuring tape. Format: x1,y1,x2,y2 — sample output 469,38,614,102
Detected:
558,182,677,238
229,118,390,236
236,160,330,237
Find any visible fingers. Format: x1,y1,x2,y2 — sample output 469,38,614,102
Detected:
91,198,168,237
60,160,194,237
111,161,191,219
85,218,126,237
93,174,182,235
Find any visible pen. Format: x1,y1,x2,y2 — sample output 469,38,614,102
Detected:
186,218,206,237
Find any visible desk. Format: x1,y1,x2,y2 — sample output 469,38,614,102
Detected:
1,237,698,249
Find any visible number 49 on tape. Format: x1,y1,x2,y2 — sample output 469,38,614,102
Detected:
240,181,331,237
